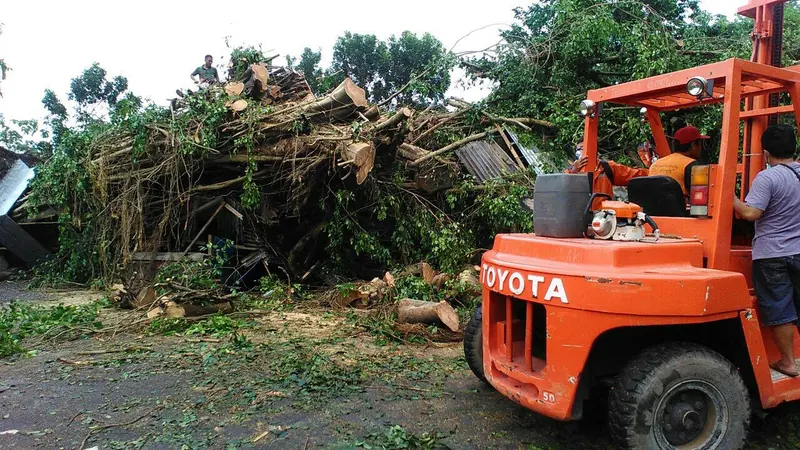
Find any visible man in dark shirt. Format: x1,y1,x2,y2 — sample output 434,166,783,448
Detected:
734,124,800,377
191,55,219,87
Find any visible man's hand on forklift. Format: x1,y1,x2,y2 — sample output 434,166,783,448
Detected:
568,155,589,173
733,196,764,221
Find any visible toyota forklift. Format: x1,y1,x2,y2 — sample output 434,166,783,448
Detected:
464,0,800,448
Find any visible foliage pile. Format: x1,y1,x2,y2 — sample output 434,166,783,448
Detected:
0,300,107,357
18,44,542,286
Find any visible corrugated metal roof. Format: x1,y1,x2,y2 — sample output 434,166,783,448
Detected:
505,129,546,175
454,140,519,182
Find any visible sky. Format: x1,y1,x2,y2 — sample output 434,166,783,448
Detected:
0,0,743,125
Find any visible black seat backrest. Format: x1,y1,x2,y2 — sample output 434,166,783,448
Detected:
628,176,687,217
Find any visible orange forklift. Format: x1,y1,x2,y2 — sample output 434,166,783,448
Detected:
464,0,800,448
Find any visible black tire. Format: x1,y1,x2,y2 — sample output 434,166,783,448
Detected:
608,342,750,450
464,305,487,384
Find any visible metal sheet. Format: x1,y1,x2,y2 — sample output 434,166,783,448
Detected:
505,129,546,175
455,140,519,183
0,160,34,216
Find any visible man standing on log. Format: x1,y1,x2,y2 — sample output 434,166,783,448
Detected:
190,55,219,89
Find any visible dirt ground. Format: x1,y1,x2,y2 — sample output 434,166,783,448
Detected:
2,284,800,450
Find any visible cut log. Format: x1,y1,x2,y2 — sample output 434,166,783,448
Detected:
251,64,269,91
132,286,156,309
397,143,430,161
225,82,245,96
343,142,373,168
164,301,232,318
302,78,368,122
432,273,451,288
458,268,481,296
227,99,248,112
341,142,376,185
363,105,380,122
373,107,412,133
397,298,459,332
421,262,436,284
384,271,395,288
414,164,457,194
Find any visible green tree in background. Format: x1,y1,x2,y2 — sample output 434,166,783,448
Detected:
68,63,134,124
291,47,325,93
464,0,787,162
330,32,390,101
290,31,455,107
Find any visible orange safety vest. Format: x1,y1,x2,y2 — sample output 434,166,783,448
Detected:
648,153,696,196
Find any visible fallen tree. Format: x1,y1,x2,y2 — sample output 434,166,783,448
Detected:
21,47,549,289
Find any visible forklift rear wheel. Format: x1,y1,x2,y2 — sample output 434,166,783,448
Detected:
463,305,487,384
608,342,750,450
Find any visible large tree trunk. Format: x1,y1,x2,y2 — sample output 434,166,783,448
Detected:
397,298,459,332
302,78,368,122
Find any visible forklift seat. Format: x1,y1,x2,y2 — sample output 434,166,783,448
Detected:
627,176,688,217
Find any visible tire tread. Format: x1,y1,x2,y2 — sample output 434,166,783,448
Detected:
607,342,750,449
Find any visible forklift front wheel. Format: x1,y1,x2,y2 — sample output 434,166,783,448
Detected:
608,342,750,450
464,305,487,384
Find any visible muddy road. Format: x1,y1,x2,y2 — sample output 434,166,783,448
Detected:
0,286,798,449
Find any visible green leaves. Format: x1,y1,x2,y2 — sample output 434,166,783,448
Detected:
358,425,442,450
321,31,455,106
469,0,770,161
69,63,130,122
0,301,105,358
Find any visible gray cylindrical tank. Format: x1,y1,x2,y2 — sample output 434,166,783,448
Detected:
533,173,592,238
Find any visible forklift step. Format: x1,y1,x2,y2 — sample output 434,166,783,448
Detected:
770,361,800,382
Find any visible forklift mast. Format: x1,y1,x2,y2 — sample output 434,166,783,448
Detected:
738,0,788,196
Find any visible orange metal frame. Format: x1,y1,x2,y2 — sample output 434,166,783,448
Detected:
581,57,800,409
480,0,800,421
585,58,800,268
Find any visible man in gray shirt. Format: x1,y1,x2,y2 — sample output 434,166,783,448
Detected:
734,124,800,377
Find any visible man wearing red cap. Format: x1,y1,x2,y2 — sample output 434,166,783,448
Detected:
648,126,709,196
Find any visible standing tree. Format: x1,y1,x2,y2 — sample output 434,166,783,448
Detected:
292,47,324,93
326,31,455,107
383,31,453,107
465,0,761,162
330,32,389,101
68,63,130,123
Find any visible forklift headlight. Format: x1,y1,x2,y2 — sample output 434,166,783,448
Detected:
580,100,597,117
687,77,714,99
